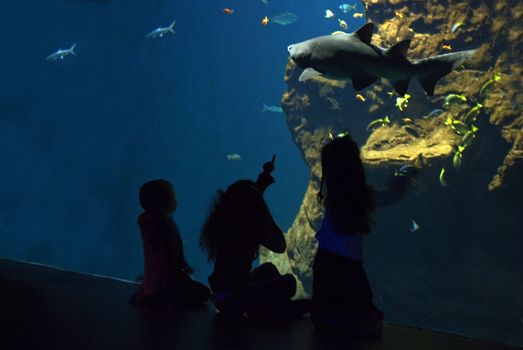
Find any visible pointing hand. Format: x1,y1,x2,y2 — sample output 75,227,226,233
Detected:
263,154,276,174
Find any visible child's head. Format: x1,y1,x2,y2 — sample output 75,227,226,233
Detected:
319,135,373,234
200,180,271,261
139,179,177,215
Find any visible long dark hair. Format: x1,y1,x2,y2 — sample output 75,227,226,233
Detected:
200,180,272,261
318,135,374,235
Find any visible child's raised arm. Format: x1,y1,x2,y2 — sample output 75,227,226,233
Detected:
255,154,276,193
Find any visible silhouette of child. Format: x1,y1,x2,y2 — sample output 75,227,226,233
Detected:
312,134,413,338
130,179,210,309
200,155,310,319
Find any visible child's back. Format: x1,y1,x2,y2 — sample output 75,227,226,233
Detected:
130,179,210,308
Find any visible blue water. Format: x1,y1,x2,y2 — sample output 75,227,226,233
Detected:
0,0,366,282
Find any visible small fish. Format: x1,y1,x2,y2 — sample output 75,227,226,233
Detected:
46,43,77,61
442,44,452,51
223,8,234,15
227,154,242,161
261,0,269,5
339,3,357,13
451,22,463,33
261,16,269,26
353,13,364,18
329,130,351,140
439,167,447,187
404,125,420,137
395,93,411,111
387,91,395,97
262,103,283,113
409,220,420,232
395,164,415,177
395,10,404,18
325,9,335,18
331,31,347,35
272,12,297,26
424,108,444,118
443,93,467,108
338,19,348,30
356,94,366,102
402,117,412,123
451,120,471,135
413,154,425,169
461,129,476,148
453,148,463,169
366,116,390,131
146,20,176,38
479,72,502,97
463,103,483,124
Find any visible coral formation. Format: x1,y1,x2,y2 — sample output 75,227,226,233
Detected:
262,0,522,301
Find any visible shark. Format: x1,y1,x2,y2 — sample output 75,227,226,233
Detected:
287,22,477,96
46,43,77,61
145,20,176,39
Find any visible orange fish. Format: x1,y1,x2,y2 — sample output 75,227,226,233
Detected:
261,16,269,26
442,44,452,50
356,94,366,102
223,8,234,15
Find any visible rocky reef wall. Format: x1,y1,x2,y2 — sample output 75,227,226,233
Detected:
261,0,523,345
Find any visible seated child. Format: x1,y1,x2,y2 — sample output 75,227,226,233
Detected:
200,155,310,319
312,134,414,338
130,179,210,309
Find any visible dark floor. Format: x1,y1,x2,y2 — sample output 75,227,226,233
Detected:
0,259,520,350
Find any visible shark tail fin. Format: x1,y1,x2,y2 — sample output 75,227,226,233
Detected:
70,43,77,55
169,21,176,33
413,49,477,96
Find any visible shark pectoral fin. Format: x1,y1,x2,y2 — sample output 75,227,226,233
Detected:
418,75,438,96
392,79,410,96
352,74,378,90
387,39,411,57
353,22,374,44
299,68,322,82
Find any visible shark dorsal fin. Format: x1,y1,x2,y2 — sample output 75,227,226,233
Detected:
388,40,411,57
354,23,374,44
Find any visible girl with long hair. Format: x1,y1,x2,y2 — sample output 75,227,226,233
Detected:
201,156,309,319
312,134,412,338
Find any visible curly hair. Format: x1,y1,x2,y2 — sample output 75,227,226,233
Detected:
200,180,273,261
318,135,374,235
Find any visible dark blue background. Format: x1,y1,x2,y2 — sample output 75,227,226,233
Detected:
0,0,365,282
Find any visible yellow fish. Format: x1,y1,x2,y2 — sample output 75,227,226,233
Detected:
353,13,363,18
261,16,269,26
395,10,404,18
356,94,366,102
442,44,452,51
402,118,412,123
395,93,411,111
439,167,447,187
338,18,348,30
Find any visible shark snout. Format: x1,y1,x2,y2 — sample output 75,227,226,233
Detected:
287,45,295,57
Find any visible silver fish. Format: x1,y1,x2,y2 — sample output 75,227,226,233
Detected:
272,12,297,26
146,20,176,38
46,43,76,61
262,103,283,113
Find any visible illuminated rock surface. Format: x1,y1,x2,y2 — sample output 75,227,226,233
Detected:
261,0,523,345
